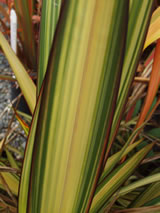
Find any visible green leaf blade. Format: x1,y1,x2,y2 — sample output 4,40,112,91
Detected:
0,32,36,114
37,0,62,94
90,143,154,213
27,1,128,212
108,0,154,149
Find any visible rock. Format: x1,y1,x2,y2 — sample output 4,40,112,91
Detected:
0,53,27,152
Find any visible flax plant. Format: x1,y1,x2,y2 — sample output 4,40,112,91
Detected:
1,0,160,213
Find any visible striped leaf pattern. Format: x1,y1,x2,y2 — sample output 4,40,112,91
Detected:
26,1,128,212
90,143,154,212
107,0,154,151
37,0,62,94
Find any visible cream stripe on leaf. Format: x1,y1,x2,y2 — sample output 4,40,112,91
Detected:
107,0,154,151
24,1,128,213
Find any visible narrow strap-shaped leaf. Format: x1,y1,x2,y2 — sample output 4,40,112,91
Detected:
0,32,36,114
130,181,160,208
0,163,19,196
27,1,128,212
114,205,160,213
37,0,62,94
144,7,160,49
14,0,36,69
106,0,154,152
118,173,160,198
15,112,29,135
18,98,40,213
100,139,142,183
102,121,146,180
5,149,19,170
90,143,154,213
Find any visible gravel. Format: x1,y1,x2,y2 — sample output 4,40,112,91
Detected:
0,52,27,153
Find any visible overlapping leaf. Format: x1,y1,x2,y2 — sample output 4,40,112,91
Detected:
90,143,154,213
105,0,154,158
37,0,62,94
0,32,36,114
